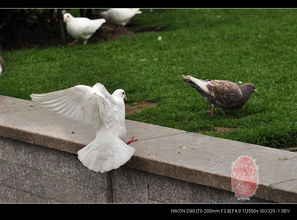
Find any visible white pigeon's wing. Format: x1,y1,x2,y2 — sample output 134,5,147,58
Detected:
76,18,105,36
30,84,115,130
92,83,113,101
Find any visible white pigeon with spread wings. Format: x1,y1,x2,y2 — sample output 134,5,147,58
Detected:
100,8,142,26
63,13,106,45
30,83,137,173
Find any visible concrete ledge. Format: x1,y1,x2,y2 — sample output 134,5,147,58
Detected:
0,95,297,203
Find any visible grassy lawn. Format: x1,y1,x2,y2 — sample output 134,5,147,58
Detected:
1,9,297,149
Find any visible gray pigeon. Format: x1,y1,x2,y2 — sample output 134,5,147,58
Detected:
182,75,258,116
0,56,4,76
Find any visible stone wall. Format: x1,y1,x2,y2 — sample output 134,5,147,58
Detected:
0,137,267,203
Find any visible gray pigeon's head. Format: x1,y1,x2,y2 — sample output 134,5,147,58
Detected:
112,89,127,100
241,83,258,95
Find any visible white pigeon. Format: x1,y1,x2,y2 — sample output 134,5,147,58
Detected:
100,8,142,26
30,83,137,173
63,13,106,45
0,56,4,76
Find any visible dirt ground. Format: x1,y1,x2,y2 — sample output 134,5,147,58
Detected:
125,101,157,116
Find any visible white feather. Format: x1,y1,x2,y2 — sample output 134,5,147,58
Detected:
78,130,135,173
100,8,142,26
30,83,135,173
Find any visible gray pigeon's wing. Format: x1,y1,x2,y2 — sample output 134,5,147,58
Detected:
206,80,243,107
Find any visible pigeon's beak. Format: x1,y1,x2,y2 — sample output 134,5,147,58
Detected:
124,95,127,100
63,15,68,22
254,89,259,95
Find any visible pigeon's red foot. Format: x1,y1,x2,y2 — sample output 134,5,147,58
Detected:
208,110,216,116
68,40,78,46
126,136,138,145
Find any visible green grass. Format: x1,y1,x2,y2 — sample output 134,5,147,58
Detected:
1,9,297,149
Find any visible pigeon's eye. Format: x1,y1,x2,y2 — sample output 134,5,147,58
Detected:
122,92,125,95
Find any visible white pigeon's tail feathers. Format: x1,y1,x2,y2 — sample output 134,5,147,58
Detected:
131,8,142,14
100,12,107,18
78,132,135,173
91,18,106,30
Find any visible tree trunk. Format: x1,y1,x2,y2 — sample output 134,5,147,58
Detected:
80,9,93,18
80,9,85,17
0,9,15,50
57,9,68,43
86,9,93,19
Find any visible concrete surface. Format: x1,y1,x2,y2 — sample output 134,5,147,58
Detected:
0,137,266,203
0,95,297,203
